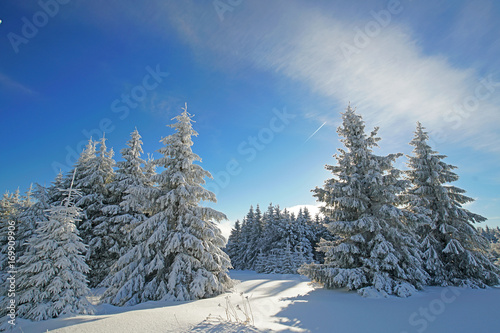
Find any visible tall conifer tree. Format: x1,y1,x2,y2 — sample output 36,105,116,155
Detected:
75,136,116,287
15,173,94,321
104,104,232,305
101,129,149,286
405,122,499,287
300,105,428,297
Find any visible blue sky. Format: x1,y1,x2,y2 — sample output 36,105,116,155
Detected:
1,0,499,236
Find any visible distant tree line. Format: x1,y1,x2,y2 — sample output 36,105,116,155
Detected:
226,204,333,274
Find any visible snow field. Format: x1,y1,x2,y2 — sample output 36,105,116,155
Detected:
10,271,500,332
12,271,312,332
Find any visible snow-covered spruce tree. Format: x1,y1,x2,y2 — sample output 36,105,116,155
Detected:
227,206,260,270
259,204,284,255
20,173,69,248
254,250,271,273
16,185,47,258
100,129,149,286
103,104,232,305
280,241,297,274
62,139,97,234
0,182,63,322
297,207,320,256
225,220,242,269
309,213,334,264
238,206,264,270
252,205,264,263
140,153,158,217
233,215,251,269
46,171,67,207
74,136,116,287
404,122,499,287
0,188,34,298
257,241,297,274
256,245,300,274
69,139,97,197
287,209,315,265
143,153,157,187
15,174,94,321
256,248,280,274
299,105,428,297
269,209,313,274
1,185,61,327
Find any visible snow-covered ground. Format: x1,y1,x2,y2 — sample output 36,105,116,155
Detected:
11,270,500,332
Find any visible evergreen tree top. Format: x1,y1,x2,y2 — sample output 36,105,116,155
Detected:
59,169,81,208
162,103,198,153
153,104,225,211
80,138,96,164
121,129,144,160
115,128,146,180
408,122,446,161
337,104,381,152
98,134,114,159
406,123,466,202
315,105,405,222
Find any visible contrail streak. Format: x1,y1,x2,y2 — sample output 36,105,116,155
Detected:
304,121,327,143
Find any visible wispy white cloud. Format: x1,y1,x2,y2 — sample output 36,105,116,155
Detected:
78,0,500,151
160,0,500,152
